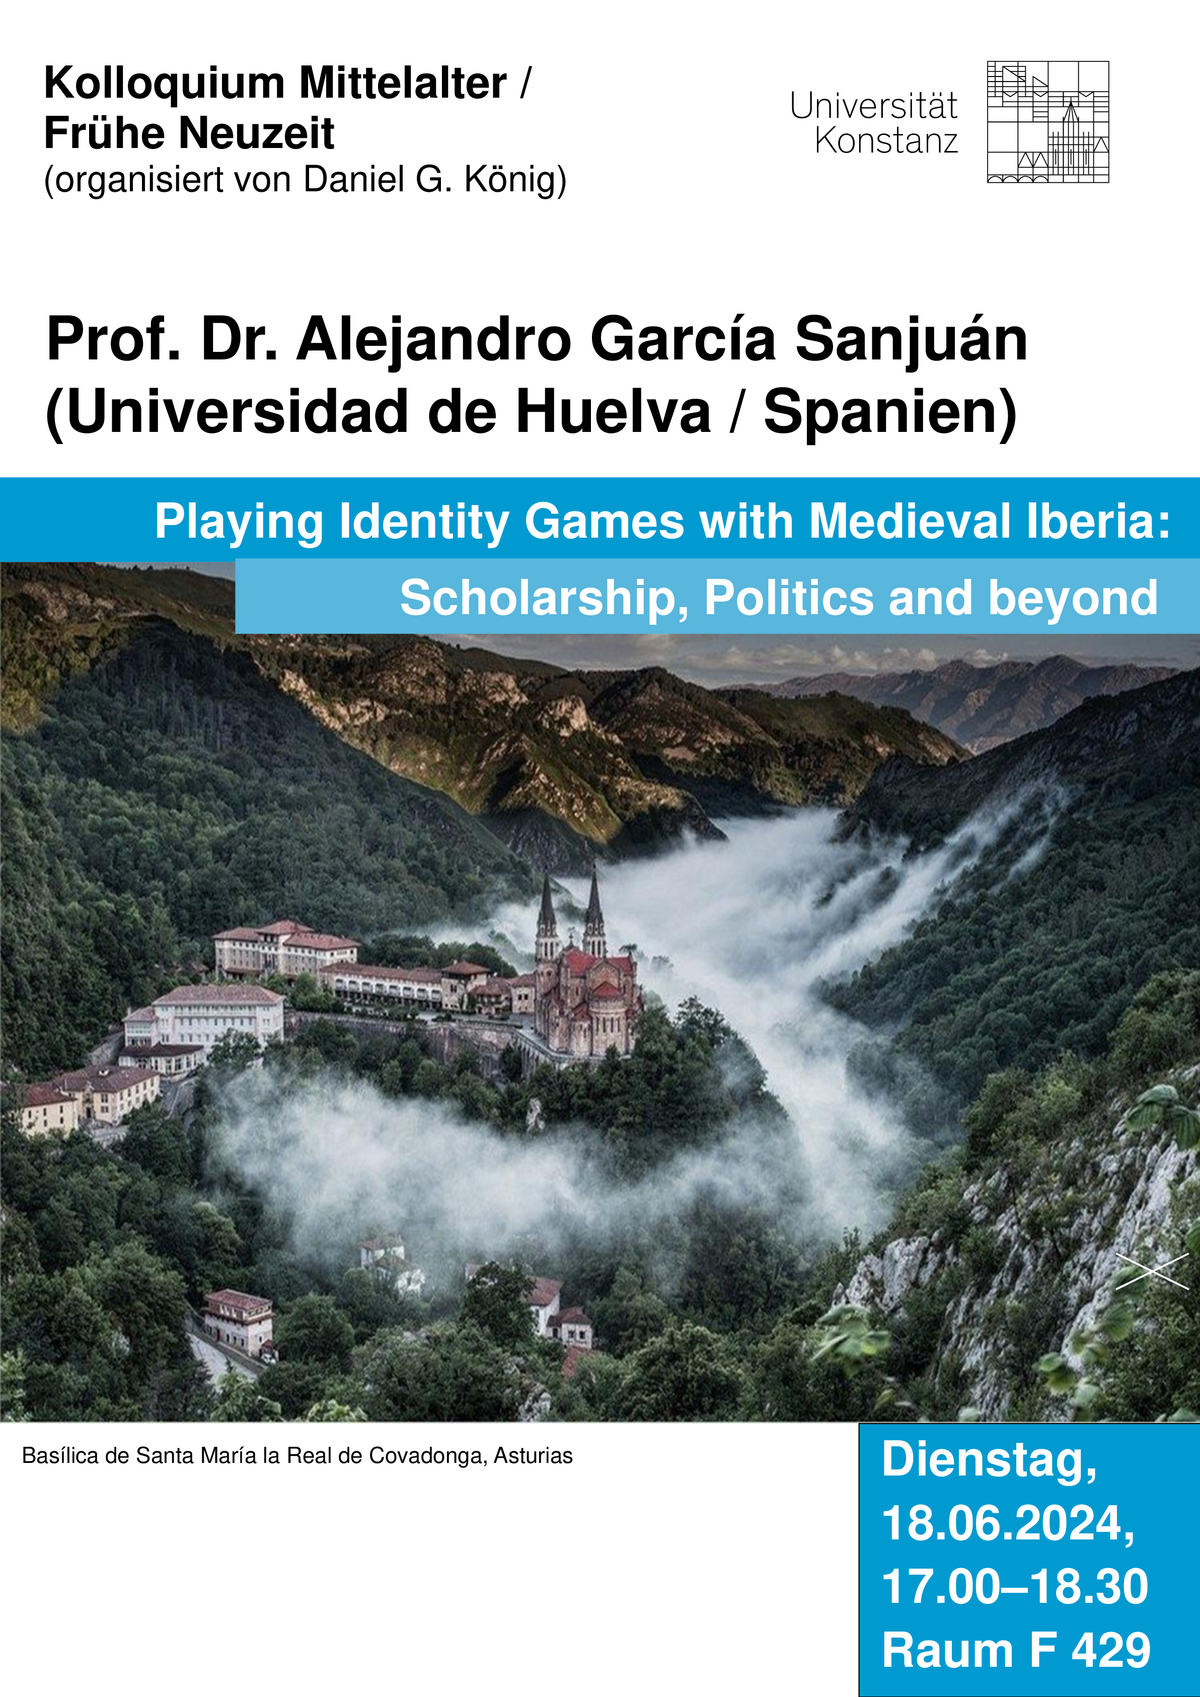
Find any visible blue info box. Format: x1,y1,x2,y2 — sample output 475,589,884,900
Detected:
858,1423,1196,1695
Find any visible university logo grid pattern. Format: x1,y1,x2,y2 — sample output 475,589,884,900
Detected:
987,60,1110,183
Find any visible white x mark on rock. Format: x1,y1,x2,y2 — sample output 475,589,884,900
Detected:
1114,1252,1189,1291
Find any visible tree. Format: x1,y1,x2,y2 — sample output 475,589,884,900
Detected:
614,1322,745,1421
460,1262,535,1349
210,1368,283,1422
748,1317,883,1422
350,1323,523,1421
119,1102,194,1185
0,1352,30,1421
593,1267,668,1355
304,1398,368,1422
34,1198,86,1274
277,1294,355,1369
289,972,340,1014
208,1031,262,1072
0,1210,40,1283
336,1267,418,1340
255,1359,336,1418
83,1241,193,1399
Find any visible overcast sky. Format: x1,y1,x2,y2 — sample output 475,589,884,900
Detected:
448,632,1200,684
107,563,1197,683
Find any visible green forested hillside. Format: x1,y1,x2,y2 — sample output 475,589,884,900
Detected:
832,671,1200,1097
1,562,235,730
2,622,533,1074
4,564,964,873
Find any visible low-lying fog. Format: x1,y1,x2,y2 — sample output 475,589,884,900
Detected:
213,800,1044,1281
485,805,1026,1231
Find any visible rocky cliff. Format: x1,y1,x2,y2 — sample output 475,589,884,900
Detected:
837,1069,1198,1420
256,640,964,869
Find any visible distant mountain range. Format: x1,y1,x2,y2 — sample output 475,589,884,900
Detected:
1,563,963,870
770,656,1179,751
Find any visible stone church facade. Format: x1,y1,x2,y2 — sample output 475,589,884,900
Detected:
533,871,641,1059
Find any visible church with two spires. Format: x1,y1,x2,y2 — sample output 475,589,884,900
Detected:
532,870,642,1059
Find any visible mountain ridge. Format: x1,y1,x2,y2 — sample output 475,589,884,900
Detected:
2,564,964,870
829,668,1200,1097
771,654,1180,751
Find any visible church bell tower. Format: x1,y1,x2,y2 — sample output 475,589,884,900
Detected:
535,875,561,964
582,866,607,958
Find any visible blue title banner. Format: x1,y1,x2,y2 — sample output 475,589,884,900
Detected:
232,557,1193,634
5,477,1197,632
1,476,1197,560
858,1422,1197,1696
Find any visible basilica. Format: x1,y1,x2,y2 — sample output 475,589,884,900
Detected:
533,870,641,1059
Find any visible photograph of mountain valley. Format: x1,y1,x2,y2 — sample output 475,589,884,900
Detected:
1,561,1197,1426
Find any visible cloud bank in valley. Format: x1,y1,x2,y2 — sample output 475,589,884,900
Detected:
213,800,1050,1279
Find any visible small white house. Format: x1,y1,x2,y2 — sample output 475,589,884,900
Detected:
548,1307,595,1350
202,1290,274,1358
361,1236,426,1295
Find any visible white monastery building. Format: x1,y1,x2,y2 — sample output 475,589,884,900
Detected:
320,962,445,1008
123,984,284,1061
359,1235,426,1295
548,1307,595,1350
117,1043,204,1079
318,959,503,1012
213,918,358,979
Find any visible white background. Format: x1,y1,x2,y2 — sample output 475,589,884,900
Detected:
2,4,1195,1691
3,0,1196,477
2,1422,857,1692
